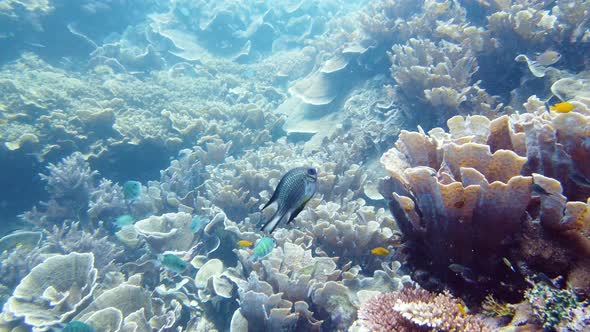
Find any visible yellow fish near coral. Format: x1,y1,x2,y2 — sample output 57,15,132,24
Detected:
457,302,468,316
370,247,390,256
550,101,575,113
237,240,253,247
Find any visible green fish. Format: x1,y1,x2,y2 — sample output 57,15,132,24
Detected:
260,167,318,233
61,321,94,332
158,254,188,274
113,214,135,228
123,181,142,201
250,237,275,262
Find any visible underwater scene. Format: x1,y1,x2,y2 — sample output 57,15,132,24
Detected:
0,0,589,331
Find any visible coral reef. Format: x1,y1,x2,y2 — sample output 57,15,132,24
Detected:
388,37,495,122
20,152,98,227
43,222,123,272
3,253,98,330
1,1,590,331
379,102,590,303
0,242,46,290
133,212,194,252
351,287,491,331
525,280,590,331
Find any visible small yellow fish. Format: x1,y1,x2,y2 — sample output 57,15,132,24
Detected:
371,247,390,256
237,240,254,247
550,102,574,113
457,302,467,316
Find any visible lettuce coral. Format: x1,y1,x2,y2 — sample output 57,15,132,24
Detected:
3,253,98,331
379,103,590,302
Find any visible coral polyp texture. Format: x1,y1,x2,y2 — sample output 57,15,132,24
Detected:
379,101,590,304
351,288,491,332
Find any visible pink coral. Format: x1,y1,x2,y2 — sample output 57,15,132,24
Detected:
355,288,491,332
357,288,431,332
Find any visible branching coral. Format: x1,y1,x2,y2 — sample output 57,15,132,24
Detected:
0,243,46,290
486,0,590,47
487,2,561,47
43,221,124,272
87,179,127,225
352,288,491,331
6,3,590,332
41,151,97,206
20,152,99,227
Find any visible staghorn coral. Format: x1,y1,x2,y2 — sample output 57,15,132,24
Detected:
351,288,491,332
0,243,46,289
42,152,96,212
379,105,590,303
87,179,127,226
21,152,98,227
43,221,124,272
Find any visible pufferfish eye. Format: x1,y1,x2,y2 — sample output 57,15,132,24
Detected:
307,168,317,176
